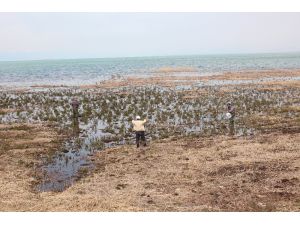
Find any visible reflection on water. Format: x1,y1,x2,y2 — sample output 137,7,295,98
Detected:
229,120,235,136
72,117,80,137
37,119,95,192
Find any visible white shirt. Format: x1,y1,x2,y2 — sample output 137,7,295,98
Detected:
132,119,147,131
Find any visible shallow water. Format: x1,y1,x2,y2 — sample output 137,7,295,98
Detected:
36,118,129,192
1,53,300,87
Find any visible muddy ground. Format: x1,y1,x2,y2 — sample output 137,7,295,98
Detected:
0,70,299,211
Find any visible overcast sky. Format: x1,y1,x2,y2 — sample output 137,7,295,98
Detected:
1,12,300,61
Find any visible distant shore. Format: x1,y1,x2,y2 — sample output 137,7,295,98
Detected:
0,68,300,92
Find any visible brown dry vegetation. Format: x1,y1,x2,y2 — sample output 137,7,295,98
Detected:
6,69,297,90
0,123,60,211
52,133,299,212
153,66,198,73
203,69,300,80
83,69,300,89
0,108,17,115
0,124,299,211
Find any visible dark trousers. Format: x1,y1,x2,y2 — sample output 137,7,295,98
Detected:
73,108,79,118
135,131,146,148
229,117,235,136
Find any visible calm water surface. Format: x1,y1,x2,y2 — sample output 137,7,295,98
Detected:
1,53,300,87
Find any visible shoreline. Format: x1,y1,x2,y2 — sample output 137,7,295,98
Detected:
0,68,300,91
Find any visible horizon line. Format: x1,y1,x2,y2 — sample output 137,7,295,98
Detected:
1,51,300,63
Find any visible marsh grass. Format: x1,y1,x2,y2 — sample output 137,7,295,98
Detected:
0,80,299,192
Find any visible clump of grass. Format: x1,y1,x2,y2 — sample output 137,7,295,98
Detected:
10,124,32,131
90,138,105,150
78,167,89,176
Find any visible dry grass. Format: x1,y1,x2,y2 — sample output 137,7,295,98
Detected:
55,133,299,212
84,69,300,90
154,67,197,73
222,80,300,89
210,69,300,80
0,125,299,211
0,123,60,211
0,108,17,115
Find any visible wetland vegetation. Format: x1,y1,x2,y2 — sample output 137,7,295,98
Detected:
1,80,300,191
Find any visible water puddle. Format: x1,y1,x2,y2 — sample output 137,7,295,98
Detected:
36,118,131,192
36,121,94,191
